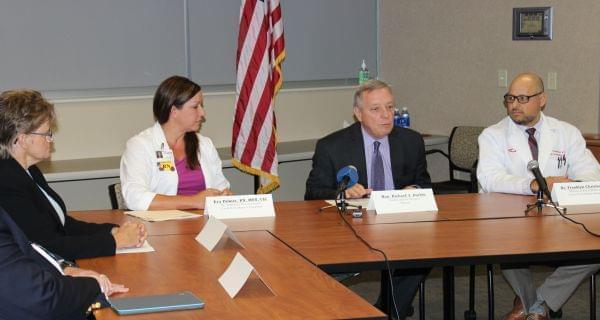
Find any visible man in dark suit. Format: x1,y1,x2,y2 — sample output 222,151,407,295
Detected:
305,80,432,319
0,205,127,319
305,80,431,200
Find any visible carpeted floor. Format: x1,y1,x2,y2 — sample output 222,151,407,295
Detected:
346,265,595,319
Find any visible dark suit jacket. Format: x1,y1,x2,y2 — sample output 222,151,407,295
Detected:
0,157,117,260
0,206,100,320
305,122,432,200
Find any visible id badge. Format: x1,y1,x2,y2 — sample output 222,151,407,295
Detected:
157,148,175,171
157,160,175,171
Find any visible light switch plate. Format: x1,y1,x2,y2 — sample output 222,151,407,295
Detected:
498,70,508,88
548,72,557,90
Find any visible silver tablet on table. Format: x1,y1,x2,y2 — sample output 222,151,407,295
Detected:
109,291,204,315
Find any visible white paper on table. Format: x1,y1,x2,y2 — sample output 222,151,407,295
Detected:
367,197,375,210
125,210,201,222
195,215,244,251
115,240,155,254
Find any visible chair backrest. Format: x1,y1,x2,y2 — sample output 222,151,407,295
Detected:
448,126,485,171
108,183,127,210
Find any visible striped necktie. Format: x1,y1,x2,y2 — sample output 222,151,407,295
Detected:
526,128,538,161
371,141,385,191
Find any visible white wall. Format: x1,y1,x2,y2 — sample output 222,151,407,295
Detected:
47,87,365,209
50,87,357,161
47,85,452,210
379,0,600,136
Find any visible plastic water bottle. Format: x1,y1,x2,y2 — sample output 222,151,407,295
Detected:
358,59,370,85
399,107,410,128
393,108,402,127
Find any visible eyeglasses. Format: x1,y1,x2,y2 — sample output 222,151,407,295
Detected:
503,91,543,104
28,131,54,142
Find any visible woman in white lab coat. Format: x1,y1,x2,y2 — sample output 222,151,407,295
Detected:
120,76,231,210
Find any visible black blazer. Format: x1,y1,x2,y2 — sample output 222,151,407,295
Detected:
0,157,117,260
305,122,432,200
0,206,100,320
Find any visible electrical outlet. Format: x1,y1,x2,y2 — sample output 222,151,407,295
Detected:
547,72,557,90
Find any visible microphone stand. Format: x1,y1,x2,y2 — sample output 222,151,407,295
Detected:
318,187,360,213
524,190,566,215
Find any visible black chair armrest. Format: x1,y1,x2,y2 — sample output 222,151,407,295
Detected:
108,183,118,210
425,149,449,159
469,160,479,193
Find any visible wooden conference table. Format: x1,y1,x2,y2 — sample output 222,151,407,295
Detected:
74,193,600,319
81,231,383,320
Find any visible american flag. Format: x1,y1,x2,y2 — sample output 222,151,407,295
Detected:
232,0,285,194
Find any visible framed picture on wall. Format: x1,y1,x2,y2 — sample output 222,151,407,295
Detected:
513,7,553,40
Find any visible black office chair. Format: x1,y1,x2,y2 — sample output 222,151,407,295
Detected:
590,272,596,320
426,126,484,194
108,183,127,210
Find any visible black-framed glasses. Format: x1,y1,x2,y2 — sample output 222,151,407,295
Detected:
28,131,54,142
503,91,543,104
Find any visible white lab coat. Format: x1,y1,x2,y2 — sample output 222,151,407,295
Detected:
120,122,230,210
477,113,600,195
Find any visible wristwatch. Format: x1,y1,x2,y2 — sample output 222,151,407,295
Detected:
58,259,77,271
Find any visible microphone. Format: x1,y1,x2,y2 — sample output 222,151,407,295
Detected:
527,160,552,199
336,165,358,193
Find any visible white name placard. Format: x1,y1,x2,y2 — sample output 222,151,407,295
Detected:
367,189,438,215
205,194,275,219
551,181,600,214
218,252,272,298
195,215,244,251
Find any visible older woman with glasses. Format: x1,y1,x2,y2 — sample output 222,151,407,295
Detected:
0,89,147,260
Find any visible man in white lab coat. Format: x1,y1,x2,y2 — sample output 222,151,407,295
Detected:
477,72,600,320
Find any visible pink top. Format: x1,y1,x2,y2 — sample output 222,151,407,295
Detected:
175,157,206,195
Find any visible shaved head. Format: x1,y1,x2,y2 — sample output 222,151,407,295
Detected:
510,72,544,93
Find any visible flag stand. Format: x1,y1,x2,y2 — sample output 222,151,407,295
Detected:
254,176,260,195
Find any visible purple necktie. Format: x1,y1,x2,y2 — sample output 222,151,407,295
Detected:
526,128,538,161
371,141,385,191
